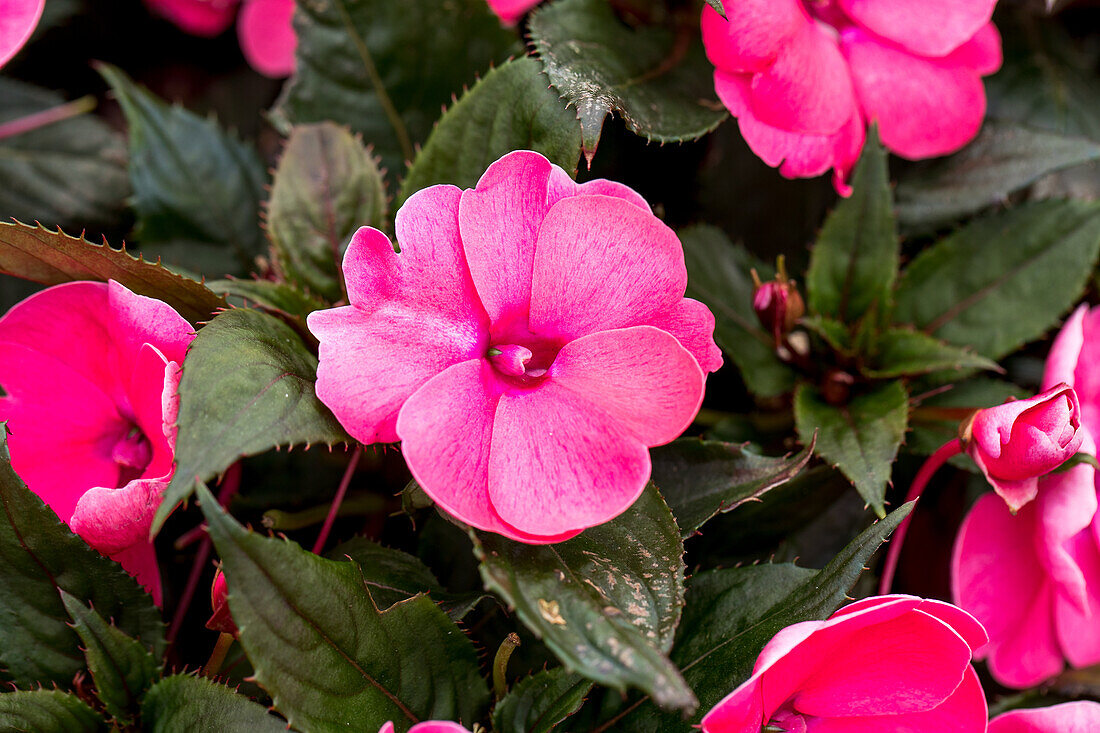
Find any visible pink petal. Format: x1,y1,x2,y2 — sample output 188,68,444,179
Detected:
575,178,651,212
109,542,162,606
127,344,180,479
989,702,1100,733
0,0,44,68
1053,527,1100,669
69,478,166,556
547,326,705,446
106,280,193,369
700,676,768,733
528,195,686,341
700,0,808,74
646,298,724,375
836,596,988,652
1069,307,1100,435
986,582,1066,688
748,22,856,135
944,22,1003,76
1043,305,1087,392
1036,462,1097,612
237,0,297,78
485,0,539,25
837,0,996,57
143,0,239,37
842,27,988,160
486,380,651,537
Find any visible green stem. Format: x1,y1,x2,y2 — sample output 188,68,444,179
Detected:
492,633,521,699
263,493,382,531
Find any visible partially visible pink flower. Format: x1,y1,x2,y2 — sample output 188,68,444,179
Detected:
0,0,45,68
144,0,297,78
701,594,988,732
308,150,721,543
961,383,1083,512
701,0,1002,194
0,281,194,604
379,722,470,733
486,0,539,25
989,702,1100,732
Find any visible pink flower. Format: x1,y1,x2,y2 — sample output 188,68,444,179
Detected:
952,305,1100,688
206,568,238,636
700,594,988,732
486,0,539,25
0,281,194,604
701,0,1002,194
751,270,804,345
308,150,721,543
961,383,1083,512
0,0,45,68
379,723,470,733
989,702,1100,732
144,0,296,78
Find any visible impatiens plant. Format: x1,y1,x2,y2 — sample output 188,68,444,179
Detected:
5,0,1100,730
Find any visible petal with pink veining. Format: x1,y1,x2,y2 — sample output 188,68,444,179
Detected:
989,701,1100,733
238,0,297,78
647,298,724,374
0,0,44,68
70,478,166,556
838,0,996,58
700,0,807,74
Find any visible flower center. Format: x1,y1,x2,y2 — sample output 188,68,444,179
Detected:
486,337,562,386
111,424,152,486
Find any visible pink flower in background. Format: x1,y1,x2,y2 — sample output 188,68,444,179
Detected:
144,0,297,78
961,383,1083,512
953,305,1100,688
701,595,988,732
0,281,194,604
989,702,1100,732
0,0,45,68
486,0,539,25
380,722,471,733
308,150,721,543
700,0,1002,194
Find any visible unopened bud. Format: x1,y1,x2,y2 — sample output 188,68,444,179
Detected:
205,569,238,637
752,257,805,345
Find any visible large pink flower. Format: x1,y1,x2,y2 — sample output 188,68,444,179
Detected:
486,0,539,25
701,594,988,732
144,0,296,78
0,281,194,604
0,0,44,68
953,305,1100,688
701,0,1002,194
379,723,470,733
989,702,1100,732
308,150,721,543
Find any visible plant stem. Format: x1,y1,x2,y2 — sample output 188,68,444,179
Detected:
492,633,521,699
263,493,383,531
312,448,362,555
0,95,96,141
202,633,235,678
878,439,963,595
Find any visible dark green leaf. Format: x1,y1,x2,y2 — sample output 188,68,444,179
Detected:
155,308,349,534
492,668,592,733
141,674,290,733
907,377,1023,459
60,593,159,722
651,438,814,539
800,314,852,355
273,0,515,177
0,690,104,733
0,430,164,689
863,328,1002,379
328,537,485,620
97,64,267,268
896,121,1100,230
268,122,387,302
197,485,489,732
0,222,225,324
400,56,582,202
0,78,128,229
806,132,898,324
207,279,328,320
529,0,727,157
473,485,695,713
794,379,909,517
894,200,1100,360
679,224,794,397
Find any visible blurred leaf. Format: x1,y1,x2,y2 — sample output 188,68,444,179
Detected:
806,133,897,325
651,437,814,539
0,222,225,324
0,78,128,229
679,224,794,397
328,537,485,620
400,56,582,202
894,200,1100,360
896,121,1100,230
794,380,908,517
0,690,104,733
704,0,725,16
273,0,514,177
268,122,387,302
492,669,592,733
473,485,695,713
908,377,1024,459
863,328,1001,379
611,503,912,731
155,309,349,534
0,430,164,690
141,674,291,733
529,0,726,158
198,485,489,733
801,314,851,355
61,593,160,723
207,279,327,320
97,64,267,271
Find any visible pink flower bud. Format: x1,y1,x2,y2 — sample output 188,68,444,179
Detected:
752,266,804,344
206,569,238,637
961,383,1083,512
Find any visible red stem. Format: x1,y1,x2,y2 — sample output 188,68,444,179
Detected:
312,449,362,555
878,438,963,596
0,96,96,141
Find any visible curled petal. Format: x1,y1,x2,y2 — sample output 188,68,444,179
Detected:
238,0,297,78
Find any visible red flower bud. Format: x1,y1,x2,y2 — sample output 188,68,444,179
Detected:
960,383,1084,512
205,569,238,637
752,261,804,345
